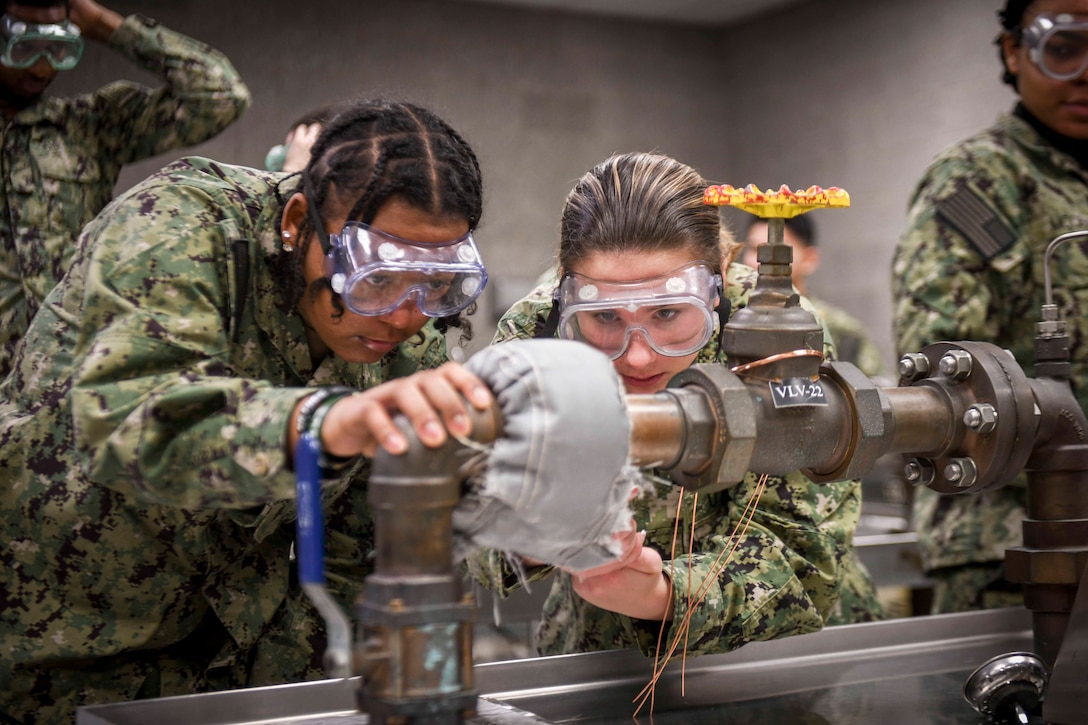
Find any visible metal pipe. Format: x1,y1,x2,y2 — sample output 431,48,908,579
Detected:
626,393,686,470
883,385,957,454
1006,374,1088,672
747,379,852,475
354,401,503,724
1043,231,1088,307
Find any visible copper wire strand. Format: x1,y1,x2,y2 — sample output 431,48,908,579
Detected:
682,492,698,692
658,491,700,697
634,478,765,716
634,474,769,716
649,491,688,714
635,347,821,715
729,349,824,377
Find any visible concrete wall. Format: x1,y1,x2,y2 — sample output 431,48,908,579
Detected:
718,0,1014,370
49,0,1015,365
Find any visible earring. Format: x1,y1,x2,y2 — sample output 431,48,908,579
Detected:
281,230,293,252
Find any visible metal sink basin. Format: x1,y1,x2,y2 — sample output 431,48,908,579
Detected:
474,607,1031,724
79,608,1032,725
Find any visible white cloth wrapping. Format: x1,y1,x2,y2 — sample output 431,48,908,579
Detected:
453,339,638,572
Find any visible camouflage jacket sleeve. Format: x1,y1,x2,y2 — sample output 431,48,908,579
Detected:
531,469,858,658
659,472,859,656
94,14,251,163
64,171,309,509
892,123,1023,357
476,272,863,657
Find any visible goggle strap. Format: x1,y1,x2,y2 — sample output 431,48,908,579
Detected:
301,173,334,256
715,296,731,362
535,287,562,339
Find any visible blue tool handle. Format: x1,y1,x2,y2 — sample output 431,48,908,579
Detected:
295,434,324,586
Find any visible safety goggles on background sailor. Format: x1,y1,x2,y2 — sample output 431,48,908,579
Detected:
324,221,487,317
1021,12,1088,81
0,15,83,71
557,261,721,360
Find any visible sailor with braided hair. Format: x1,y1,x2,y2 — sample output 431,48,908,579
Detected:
0,97,493,722
893,0,1088,613
287,99,484,349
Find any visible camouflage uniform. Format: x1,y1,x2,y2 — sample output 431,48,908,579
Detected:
809,297,887,379
0,13,251,380
0,158,447,723
471,265,883,658
892,109,1088,612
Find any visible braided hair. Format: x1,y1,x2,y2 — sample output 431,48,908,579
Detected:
999,0,1034,30
275,98,484,342
996,0,1036,89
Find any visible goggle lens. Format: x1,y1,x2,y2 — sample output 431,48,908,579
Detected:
338,268,485,317
328,222,487,318
1040,30,1088,78
1024,13,1088,80
7,37,81,69
561,303,712,360
556,262,718,360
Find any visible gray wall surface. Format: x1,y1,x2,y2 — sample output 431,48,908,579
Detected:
718,0,1014,371
49,0,1016,366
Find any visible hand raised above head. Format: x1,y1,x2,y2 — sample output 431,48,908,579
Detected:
67,0,123,42
283,123,322,174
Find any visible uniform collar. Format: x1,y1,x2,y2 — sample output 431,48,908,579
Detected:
1012,102,1088,170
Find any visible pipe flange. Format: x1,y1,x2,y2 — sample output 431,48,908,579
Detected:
664,363,757,492
803,361,892,483
912,342,1036,494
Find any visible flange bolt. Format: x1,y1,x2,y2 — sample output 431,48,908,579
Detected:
963,403,998,434
903,458,935,486
944,457,978,488
938,350,973,380
898,353,930,382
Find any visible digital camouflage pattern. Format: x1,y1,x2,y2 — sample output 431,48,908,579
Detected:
925,561,1023,613
809,297,888,379
893,111,1088,611
0,13,251,380
0,158,447,723
470,265,883,658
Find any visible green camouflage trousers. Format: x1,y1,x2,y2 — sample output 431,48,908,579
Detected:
927,561,1023,614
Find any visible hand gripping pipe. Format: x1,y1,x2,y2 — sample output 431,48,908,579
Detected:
295,402,503,724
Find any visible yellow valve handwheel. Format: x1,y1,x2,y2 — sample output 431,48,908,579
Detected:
703,184,850,218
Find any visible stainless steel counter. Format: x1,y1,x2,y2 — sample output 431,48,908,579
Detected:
78,608,1034,725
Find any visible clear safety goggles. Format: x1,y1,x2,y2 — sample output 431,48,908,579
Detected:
557,261,720,360
325,221,487,317
1021,12,1088,80
0,15,83,71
